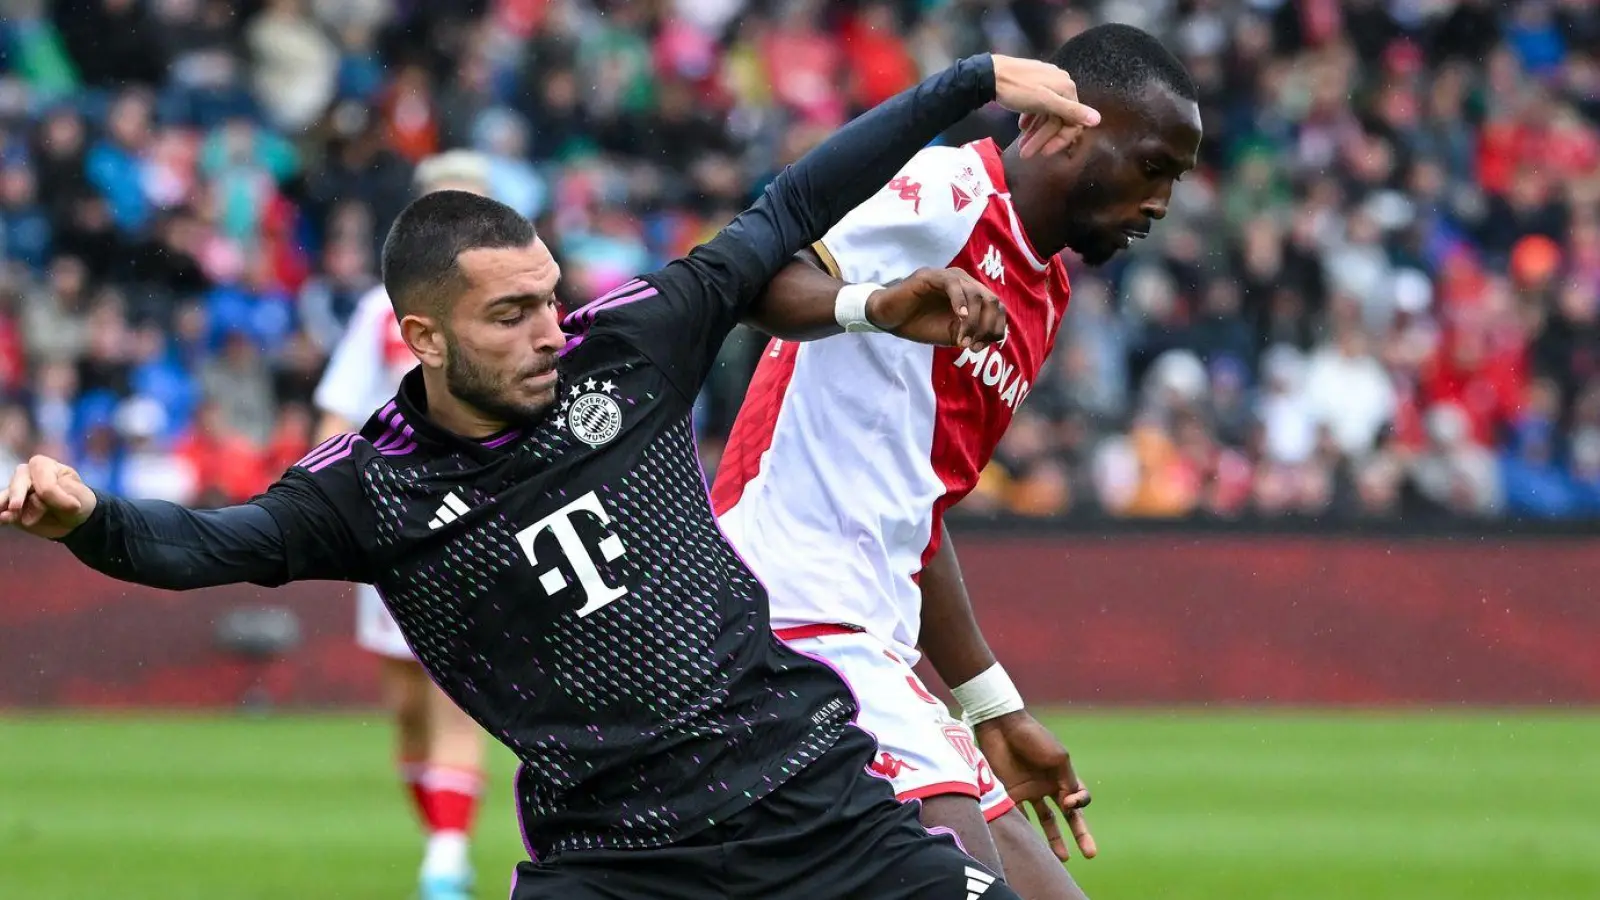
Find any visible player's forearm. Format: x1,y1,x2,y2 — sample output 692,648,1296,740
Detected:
917,524,1000,688
57,492,293,590
707,55,996,310
743,249,853,340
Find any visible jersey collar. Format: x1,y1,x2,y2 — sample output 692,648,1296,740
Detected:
972,138,1051,272
393,367,531,461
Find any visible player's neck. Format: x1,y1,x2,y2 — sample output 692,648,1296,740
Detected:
421,376,511,440
1001,145,1068,260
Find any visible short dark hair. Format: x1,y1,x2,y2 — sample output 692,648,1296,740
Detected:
380,190,536,318
1049,24,1197,108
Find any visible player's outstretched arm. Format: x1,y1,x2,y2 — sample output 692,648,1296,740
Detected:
581,55,1095,399
919,522,1097,862
748,248,1008,348
692,55,1096,311
3,455,358,591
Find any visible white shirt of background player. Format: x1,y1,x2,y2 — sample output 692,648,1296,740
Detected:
312,284,415,428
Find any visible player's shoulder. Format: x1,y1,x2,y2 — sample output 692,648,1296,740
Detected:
558,276,669,358
819,141,1002,280
901,140,997,185
287,412,426,479
283,432,373,484
893,139,1004,207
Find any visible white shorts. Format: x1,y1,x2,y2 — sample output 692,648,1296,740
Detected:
779,627,1015,822
355,583,415,660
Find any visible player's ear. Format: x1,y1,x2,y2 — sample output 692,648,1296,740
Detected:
400,313,446,369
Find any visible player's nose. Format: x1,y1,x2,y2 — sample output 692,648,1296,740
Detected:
532,305,566,349
1143,180,1175,220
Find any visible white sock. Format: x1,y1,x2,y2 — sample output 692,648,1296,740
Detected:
421,830,471,880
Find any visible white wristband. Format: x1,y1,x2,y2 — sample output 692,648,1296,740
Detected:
834,282,885,333
951,663,1025,726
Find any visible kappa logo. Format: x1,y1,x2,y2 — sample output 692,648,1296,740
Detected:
977,245,1005,283
951,183,973,212
887,175,923,213
560,379,624,446
868,751,920,779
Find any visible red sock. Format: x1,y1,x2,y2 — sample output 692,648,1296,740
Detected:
399,760,429,827
419,765,484,835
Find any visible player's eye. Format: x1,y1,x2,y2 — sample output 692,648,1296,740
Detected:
497,312,526,326
1143,161,1164,178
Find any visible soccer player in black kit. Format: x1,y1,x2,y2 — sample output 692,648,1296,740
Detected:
4,56,1098,899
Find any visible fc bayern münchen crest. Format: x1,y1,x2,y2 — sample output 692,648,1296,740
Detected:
561,379,624,446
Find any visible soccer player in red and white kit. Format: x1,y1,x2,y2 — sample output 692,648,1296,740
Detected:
712,25,1201,899
313,151,496,900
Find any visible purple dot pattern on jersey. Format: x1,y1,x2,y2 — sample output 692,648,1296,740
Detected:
353,365,852,855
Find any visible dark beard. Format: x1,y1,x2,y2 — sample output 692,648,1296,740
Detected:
1075,236,1123,267
444,341,556,425
1058,216,1122,267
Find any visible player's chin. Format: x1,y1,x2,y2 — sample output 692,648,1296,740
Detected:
1079,242,1123,267
513,378,560,417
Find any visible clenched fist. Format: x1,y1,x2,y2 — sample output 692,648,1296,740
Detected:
1,455,98,540
865,267,1009,350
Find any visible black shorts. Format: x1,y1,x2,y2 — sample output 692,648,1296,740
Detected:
510,726,1019,900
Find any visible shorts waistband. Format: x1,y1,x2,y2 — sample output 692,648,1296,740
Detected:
773,623,863,641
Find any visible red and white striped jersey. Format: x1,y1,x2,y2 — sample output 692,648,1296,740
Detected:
711,138,1071,661
313,286,416,425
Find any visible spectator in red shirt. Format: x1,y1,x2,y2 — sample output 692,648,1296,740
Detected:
761,0,845,127
175,401,266,507
842,2,919,111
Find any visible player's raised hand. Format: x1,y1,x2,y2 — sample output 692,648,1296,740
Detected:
0,455,97,540
975,710,1097,862
990,55,1101,159
864,267,1007,350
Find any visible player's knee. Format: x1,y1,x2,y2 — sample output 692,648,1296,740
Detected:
382,661,431,735
988,807,1093,900
429,691,486,766
919,793,1005,875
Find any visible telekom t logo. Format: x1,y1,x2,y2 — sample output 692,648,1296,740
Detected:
515,491,628,618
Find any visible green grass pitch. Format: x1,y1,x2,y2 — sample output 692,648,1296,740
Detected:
1,711,1596,899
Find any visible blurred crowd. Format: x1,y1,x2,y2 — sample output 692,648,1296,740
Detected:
0,0,1596,522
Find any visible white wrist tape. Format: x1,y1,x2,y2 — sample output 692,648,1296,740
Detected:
951,663,1025,726
834,282,885,333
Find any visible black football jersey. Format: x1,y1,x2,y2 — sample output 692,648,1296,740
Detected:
253,257,858,855
56,56,999,859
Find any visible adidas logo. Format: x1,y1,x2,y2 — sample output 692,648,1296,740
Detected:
964,865,996,899
427,492,471,530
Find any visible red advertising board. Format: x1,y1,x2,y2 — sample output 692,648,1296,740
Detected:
3,531,1597,708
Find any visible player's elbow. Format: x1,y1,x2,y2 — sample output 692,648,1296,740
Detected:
741,255,845,342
